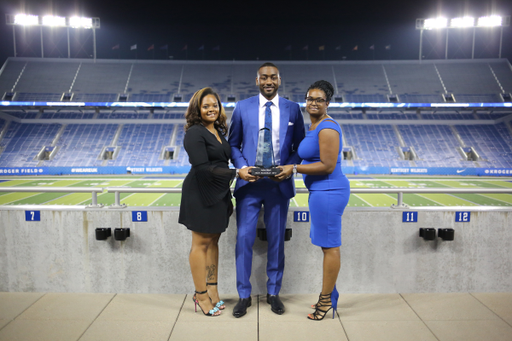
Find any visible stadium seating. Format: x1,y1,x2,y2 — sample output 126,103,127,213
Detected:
108,124,175,166
342,124,408,167
2,58,511,103
454,124,512,168
0,122,61,167
397,125,473,168
1,58,511,173
45,124,118,167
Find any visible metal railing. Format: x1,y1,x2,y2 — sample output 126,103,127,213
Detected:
0,186,511,208
105,187,512,208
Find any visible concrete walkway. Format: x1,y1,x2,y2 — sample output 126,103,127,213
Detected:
1,292,511,341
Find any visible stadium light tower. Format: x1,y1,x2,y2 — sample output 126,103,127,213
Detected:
5,14,100,60
416,15,510,61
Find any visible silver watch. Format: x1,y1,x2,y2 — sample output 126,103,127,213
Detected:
292,164,297,176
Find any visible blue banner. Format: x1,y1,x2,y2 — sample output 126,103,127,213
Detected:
0,166,510,176
0,166,191,175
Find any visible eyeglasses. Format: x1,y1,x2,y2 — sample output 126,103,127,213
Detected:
305,97,326,104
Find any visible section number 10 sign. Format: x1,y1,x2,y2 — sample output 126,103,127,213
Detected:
294,211,309,222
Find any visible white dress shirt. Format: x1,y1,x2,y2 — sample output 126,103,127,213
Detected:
258,93,281,165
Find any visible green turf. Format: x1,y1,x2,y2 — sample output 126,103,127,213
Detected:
44,193,95,205
419,193,479,206
450,193,512,206
0,192,40,205
347,194,372,207
8,192,70,205
409,181,450,188
403,194,443,207
355,193,398,207
0,180,33,187
379,180,428,188
482,180,512,188
1,176,511,208
478,193,512,205
292,193,309,207
152,193,182,207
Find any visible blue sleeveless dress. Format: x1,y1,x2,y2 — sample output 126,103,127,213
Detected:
298,119,350,247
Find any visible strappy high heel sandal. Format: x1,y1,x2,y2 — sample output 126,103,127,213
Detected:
192,290,221,317
207,282,225,310
307,286,339,321
311,284,338,309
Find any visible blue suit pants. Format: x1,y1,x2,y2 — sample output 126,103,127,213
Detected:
235,180,289,298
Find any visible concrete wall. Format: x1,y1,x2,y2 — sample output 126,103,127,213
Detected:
0,207,511,294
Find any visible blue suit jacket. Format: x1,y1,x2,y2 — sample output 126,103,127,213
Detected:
228,95,305,199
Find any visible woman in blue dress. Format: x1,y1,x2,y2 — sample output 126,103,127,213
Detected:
276,80,350,320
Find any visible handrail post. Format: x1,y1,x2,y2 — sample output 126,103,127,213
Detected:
86,189,104,208
108,190,127,209
391,191,408,209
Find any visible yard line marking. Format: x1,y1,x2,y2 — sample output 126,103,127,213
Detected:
148,194,166,206
480,181,510,188
0,192,41,205
478,194,512,205
291,197,298,207
429,180,454,187
416,194,445,206
446,193,479,205
384,193,399,203
352,194,374,207
41,193,69,204
77,192,109,205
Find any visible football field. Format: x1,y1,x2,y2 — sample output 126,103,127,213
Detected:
1,176,512,208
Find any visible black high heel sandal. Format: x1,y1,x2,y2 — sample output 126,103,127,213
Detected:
307,287,339,321
192,290,221,317
207,282,225,310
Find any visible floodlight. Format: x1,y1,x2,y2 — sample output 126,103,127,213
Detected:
70,16,93,28
42,15,66,27
14,14,38,26
424,17,448,30
477,15,502,27
451,17,475,28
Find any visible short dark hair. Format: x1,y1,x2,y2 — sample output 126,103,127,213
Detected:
258,62,278,71
306,80,334,102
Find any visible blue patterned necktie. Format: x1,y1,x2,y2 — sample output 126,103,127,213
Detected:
263,101,273,168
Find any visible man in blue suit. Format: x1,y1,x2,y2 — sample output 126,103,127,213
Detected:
229,62,305,317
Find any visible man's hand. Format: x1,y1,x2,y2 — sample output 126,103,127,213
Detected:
239,167,260,182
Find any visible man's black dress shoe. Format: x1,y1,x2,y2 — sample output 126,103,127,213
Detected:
267,294,285,315
233,297,252,318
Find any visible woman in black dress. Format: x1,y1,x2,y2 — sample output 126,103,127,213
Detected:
179,87,238,317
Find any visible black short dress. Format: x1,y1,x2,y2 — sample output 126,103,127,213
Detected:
178,124,236,234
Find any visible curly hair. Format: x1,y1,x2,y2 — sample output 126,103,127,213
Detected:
306,80,334,102
184,87,228,136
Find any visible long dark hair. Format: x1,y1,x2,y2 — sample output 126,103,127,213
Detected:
184,87,228,136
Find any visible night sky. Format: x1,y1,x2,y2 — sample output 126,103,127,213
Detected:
1,0,511,65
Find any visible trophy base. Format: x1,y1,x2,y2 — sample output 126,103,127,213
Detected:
250,167,281,177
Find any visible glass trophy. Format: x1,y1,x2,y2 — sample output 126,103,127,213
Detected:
251,128,280,177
